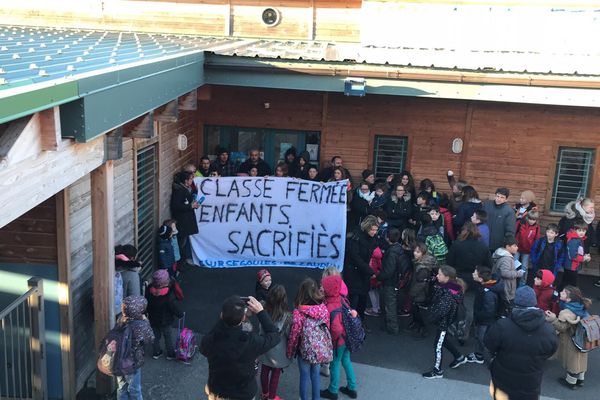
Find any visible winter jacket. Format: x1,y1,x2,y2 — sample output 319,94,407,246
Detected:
534,270,558,314
558,200,596,252
145,285,184,327
439,206,455,241
546,307,589,374
343,230,377,295
484,307,558,400
563,230,586,272
478,223,490,248
115,257,142,297
483,200,516,252
515,221,541,254
454,199,482,232
428,280,463,331
201,310,280,400
369,247,383,289
350,188,371,227
286,304,330,359
158,237,176,269
258,312,293,369
446,238,492,276
170,182,199,238
473,279,504,326
322,275,347,347
377,243,411,288
211,159,238,177
408,254,437,304
530,238,565,275
384,196,414,231
120,296,154,371
370,192,389,212
491,248,520,301
238,158,272,176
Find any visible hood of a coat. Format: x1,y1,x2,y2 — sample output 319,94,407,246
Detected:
298,150,310,163
564,200,578,220
566,230,585,242
322,275,342,299
122,295,147,319
510,307,546,332
483,279,504,295
298,303,329,323
492,247,513,261
539,269,555,287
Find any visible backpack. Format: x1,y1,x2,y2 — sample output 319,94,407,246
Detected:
97,322,135,376
114,271,123,316
572,314,600,352
176,313,197,362
447,301,472,343
425,234,448,263
299,314,333,364
330,299,366,353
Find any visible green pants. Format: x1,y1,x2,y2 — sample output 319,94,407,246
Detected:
380,286,399,334
328,344,356,393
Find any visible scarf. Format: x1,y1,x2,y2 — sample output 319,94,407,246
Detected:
358,189,375,202
575,202,595,224
560,301,590,318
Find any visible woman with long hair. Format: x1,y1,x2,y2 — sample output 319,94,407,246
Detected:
446,221,491,289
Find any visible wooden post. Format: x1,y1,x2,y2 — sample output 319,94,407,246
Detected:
28,277,47,400
91,162,115,395
56,190,76,400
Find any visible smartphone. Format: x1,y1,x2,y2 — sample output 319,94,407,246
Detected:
197,195,206,205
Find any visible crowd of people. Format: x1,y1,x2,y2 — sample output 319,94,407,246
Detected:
108,149,600,400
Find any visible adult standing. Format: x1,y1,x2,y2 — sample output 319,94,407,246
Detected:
483,188,516,252
211,147,237,177
453,186,482,233
320,156,353,184
446,222,492,289
484,286,558,400
200,296,280,400
343,216,378,322
385,184,415,233
238,149,272,176
170,170,199,265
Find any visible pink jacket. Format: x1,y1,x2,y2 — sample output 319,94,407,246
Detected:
369,247,383,288
322,275,345,347
286,303,329,359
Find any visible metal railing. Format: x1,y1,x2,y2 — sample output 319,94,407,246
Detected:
0,277,46,400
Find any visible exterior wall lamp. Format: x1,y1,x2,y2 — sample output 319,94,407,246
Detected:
344,77,366,97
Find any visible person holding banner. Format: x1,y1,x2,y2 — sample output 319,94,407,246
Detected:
170,170,200,265
344,215,379,323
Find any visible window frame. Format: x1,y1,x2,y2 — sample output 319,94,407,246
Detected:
550,146,596,213
372,134,409,179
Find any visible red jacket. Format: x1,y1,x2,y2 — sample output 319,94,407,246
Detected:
515,221,541,254
440,207,455,241
534,270,558,313
369,247,383,288
322,275,346,347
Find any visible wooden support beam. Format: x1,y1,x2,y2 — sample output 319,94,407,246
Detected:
28,277,47,400
154,100,178,123
40,107,62,151
91,161,115,395
123,112,154,139
0,115,41,169
197,85,212,101
56,189,76,400
179,90,198,111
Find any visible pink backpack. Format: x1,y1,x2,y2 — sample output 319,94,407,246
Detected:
176,313,196,363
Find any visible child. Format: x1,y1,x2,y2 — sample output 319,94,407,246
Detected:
439,194,455,242
157,225,176,276
491,236,524,305
419,179,439,206
115,244,142,299
162,219,182,271
544,286,592,389
530,223,565,277
259,285,293,400
369,182,389,212
321,274,359,400
514,190,537,222
471,209,490,249
413,192,430,230
561,220,591,289
533,270,559,314
515,211,541,286
287,278,333,400
320,267,349,379
418,213,448,263
468,265,503,365
249,166,259,177
117,296,154,398
365,246,383,317
407,242,436,338
146,269,184,361
422,265,467,379
256,269,273,304
372,209,390,250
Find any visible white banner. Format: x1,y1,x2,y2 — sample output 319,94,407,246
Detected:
190,177,347,269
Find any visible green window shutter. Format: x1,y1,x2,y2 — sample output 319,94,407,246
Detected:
551,147,595,212
373,135,408,179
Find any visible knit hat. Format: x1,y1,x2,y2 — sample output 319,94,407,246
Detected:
152,269,170,288
514,286,537,308
539,269,555,287
362,169,374,180
257,268,271,283
158,225,172,240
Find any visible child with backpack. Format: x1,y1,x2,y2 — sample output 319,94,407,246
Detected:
561,220,591,289
287,278,333,400
422,265,468,379
158,225,176,277
418,213,448,263
321,274,360,400
259,285,293,400
530,223,565,277
544,286,593,389
533,270,559,314
162,219,182,270
515,211,541,286
146,269,184,361
406,241,437,338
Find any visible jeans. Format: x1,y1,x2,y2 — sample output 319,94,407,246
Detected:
152,324,175,357
298,357,320,400
515,253,530,287
117,368,142,400
433,330,461,371
260,365,282,399
475,324,492,363
328,344,356,393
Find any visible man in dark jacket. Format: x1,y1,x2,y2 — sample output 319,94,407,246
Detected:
201,295,280,400
483,188,516,252
377,228,410,335
170,170,200,264
237,149,272,176
211,147,237,177
484,286,558,400
320,156,353,183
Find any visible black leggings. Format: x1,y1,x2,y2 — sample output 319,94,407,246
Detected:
432,330,461,371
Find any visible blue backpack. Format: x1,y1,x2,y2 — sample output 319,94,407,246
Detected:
330,299,366,353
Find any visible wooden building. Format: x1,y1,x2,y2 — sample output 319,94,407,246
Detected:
1,0,600,398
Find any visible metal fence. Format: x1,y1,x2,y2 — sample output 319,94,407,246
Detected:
0,277,46,400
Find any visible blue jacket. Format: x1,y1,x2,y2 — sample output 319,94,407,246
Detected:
473,279,504,325
563,231,585,272
530,238,565,276
158,238,176,269
478,223,490,248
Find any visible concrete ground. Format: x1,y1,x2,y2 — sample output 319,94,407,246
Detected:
141,265,600,400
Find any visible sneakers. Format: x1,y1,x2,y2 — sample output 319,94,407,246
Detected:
152,350,163,359
558,377,579,390
166,354,176,361
397,310,411,317
422,369,443,379
339,387,357,399
320,389,338,399
364,308,380,317
449,355,467,369
594,280,600,288
466,352,485,364
320,364,330,377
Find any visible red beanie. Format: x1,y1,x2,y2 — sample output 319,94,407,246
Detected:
540,269,555,287
257,268,271,283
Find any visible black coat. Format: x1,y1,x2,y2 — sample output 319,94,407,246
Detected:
145,286,184,327
170,182,199,237
350,192,371,227
484,308,558,400
200,311,280,400
472,280,504,325
446,238,492,288
343,230,377,295
384,197,414,231
238,158,272,176
377,243,411,288
453,200,482,232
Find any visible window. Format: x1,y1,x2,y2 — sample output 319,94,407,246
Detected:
135,144,158,278
551,147,595,212
373,135,408,179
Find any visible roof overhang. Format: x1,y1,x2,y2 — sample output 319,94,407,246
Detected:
205,55,600,108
